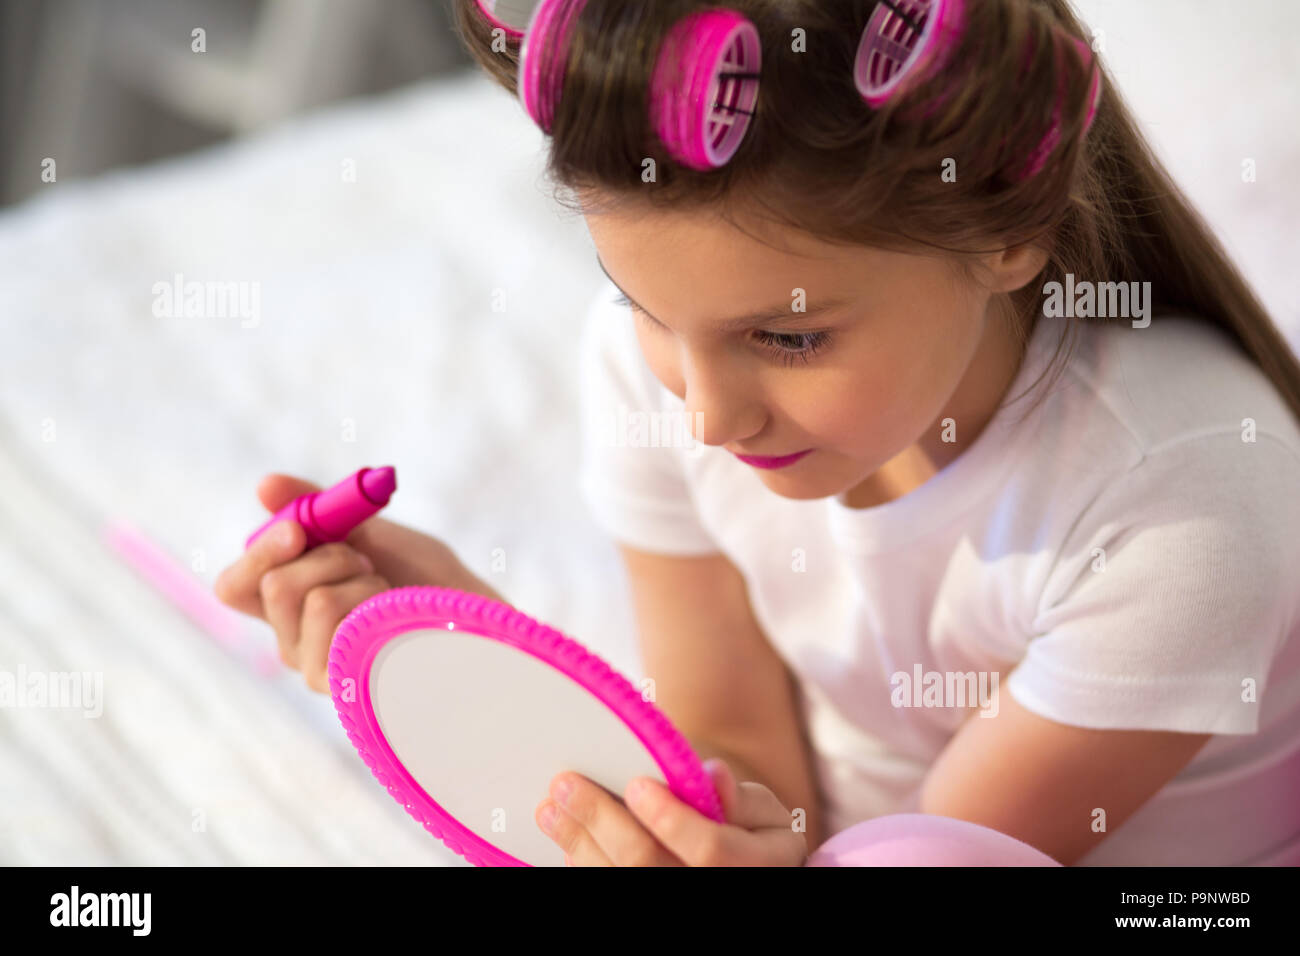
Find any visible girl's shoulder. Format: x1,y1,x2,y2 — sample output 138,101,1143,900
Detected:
1051,312,1300,460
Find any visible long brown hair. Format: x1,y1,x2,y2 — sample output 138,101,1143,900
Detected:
453,0,1300,426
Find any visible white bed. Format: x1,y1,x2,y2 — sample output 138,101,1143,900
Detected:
0,67,641,866
1,0,1297,865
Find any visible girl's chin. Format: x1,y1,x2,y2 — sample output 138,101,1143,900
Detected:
754,468,846,502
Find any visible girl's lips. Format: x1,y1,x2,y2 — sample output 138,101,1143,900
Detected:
732,448,813,470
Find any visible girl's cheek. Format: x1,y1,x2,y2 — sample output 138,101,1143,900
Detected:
639,339,686,403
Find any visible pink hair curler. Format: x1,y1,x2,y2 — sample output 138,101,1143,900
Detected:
473,0,534,38
854,0,967,108
517,0,589,135
648,8,762,171
517,0,761,170
854,1,1101,182
328,585,725,867
1014,34,1102,181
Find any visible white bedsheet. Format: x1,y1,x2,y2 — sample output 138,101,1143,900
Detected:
0,69,641,865
1,1,1297,865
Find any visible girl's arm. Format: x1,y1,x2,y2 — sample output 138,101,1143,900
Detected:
617,544,826,848
919,686,1213,864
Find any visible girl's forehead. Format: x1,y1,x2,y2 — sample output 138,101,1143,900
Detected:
582,193,941,264
589,212,945,279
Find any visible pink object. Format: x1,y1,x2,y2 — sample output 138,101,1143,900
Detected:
649,9,762,171
473,0,527,38
1015,35,1102,181
517,0,588,135
732,448,813,470
852,1,1102,182
854,0,967,108
103,519,281,675
328,585,724,867
244,466,396,551
806,813,1063,867
518,0,761,170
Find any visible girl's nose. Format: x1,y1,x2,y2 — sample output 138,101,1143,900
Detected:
680,354,763,448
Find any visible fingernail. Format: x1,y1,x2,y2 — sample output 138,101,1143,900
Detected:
359,554,375,573
539,804,558,833
277,522,295,547
553,777,574,806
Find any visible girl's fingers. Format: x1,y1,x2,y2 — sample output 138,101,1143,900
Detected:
729,780,800,831
744,824,811,867
297,573,389,694
214,518,306,618
543,771,807,866
622,776,798,866
259,543,375,670
345,517,507,603
255,474,321,516
620,778,736,865
703,758,800,831
214,473,320,618
536,801,617,866
541,774,682,867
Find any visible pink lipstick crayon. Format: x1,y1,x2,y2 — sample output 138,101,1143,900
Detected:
244,466,397,551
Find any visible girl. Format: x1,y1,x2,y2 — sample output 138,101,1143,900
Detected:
217,0,1300,866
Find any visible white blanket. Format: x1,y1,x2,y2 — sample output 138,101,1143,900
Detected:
1,1,1297,864
0,70,641,865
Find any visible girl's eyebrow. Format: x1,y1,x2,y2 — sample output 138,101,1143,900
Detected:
596,254,851,331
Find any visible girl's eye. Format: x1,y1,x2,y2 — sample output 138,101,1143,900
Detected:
611,292,833,368
753,329,833,367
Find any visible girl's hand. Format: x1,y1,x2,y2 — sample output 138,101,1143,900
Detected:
214,473,509,693
535,758,808,866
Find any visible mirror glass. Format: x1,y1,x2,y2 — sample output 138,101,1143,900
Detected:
475,0,541,34
370,627,667,866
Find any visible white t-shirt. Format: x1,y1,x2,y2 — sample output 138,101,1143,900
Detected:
577,280,1300,866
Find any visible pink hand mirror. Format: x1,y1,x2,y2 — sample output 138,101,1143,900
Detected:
328,586,725,866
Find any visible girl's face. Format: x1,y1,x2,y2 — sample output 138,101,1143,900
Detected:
583,200,1047,506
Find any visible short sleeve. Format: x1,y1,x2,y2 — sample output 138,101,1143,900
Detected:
1007,431,1300,735
576,285,722,556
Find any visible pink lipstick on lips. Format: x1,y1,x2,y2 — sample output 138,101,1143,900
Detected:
732,449,813,470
